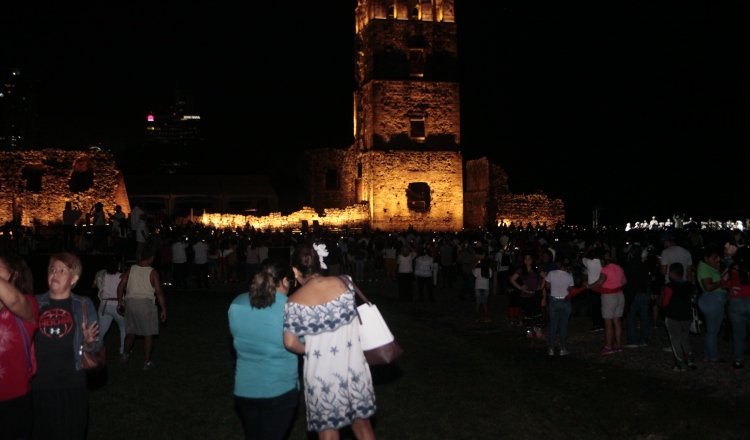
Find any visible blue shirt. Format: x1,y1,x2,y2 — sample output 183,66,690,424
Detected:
229,292,299,398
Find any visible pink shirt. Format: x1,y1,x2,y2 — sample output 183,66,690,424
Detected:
600,263,625,294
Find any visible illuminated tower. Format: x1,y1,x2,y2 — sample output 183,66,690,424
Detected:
355,0,463,230
354,0,459,152
304,0,463,231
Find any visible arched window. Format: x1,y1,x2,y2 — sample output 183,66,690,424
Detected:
387,5,396,19
411,6,420,19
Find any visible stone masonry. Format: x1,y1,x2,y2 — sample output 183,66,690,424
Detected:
0,150,130,227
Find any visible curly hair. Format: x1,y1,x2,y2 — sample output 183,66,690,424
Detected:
292,243,322,279
249,258,291,309
0,251,34,295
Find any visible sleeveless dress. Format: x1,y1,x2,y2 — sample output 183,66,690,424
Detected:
283,278,376,432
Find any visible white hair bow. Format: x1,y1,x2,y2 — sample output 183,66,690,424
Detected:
313,243,328,270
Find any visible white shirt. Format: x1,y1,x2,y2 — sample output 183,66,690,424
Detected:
472,268,493,290
546,269,574,298
660,245,692,283
193,241,209,264
414,256,434,277
582,258,602,284
397,252,416,273
172,242,187,264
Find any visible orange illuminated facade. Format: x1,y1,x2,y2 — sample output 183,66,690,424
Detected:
0,150,130,227
302,0,463,232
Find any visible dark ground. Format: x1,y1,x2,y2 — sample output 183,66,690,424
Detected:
53,260,749,439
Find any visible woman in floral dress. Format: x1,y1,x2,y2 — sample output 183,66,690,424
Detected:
283,243,376,439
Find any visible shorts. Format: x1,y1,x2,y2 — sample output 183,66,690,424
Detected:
601,293,625,319
475,289,489,304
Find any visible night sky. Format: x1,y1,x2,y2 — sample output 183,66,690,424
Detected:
3,2,747,227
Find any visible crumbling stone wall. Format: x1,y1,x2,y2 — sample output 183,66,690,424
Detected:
363,150,462,231
199,204,370,231
0,150,130,227
302,148,359,209
465,157,564,229
497,193,565,230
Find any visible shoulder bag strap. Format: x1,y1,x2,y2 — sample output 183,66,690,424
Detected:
337,275,372,325
14,315,32,371
336,275,371,305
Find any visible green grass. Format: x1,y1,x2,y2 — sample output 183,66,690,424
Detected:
88,285,750,439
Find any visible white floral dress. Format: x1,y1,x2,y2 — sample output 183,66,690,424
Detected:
283,279,376,432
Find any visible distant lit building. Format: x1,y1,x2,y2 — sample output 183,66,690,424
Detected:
145,89,202,148
0,68,38,151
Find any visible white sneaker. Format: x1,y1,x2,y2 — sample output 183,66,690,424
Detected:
548,348,555,356
559,348,570,356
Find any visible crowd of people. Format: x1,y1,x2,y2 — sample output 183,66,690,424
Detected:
4,204,750,438
0,245,165,439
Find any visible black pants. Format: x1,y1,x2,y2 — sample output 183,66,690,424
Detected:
587,290,603,328
520,292,542,330
441,264,454,287
173,262,188,288
195,263,208,288
417,276,434,301
235,388,299,440
0,392,33,440
398,272,414,301
33,386,88,440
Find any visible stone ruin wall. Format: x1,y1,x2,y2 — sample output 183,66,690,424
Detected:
198,204,370,231
364,150,463,231
303,148,359,209
465,157,564,229
0,150,130,227
360,81,460,150
497,194,565,230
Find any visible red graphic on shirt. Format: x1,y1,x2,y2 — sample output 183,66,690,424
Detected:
39,308,74,338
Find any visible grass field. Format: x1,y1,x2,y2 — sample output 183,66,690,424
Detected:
87,282,750,440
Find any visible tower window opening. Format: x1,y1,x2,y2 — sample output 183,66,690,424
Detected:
387,5,396,19
411,7,420,19
325,169,340,190
406,182,431,212
410,118,426,141
357,163,363,178
409,49,425,77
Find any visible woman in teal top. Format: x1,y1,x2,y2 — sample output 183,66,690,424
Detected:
229,258,299,440
696,245,729,364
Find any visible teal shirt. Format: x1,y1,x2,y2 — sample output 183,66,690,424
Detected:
229,292,299,398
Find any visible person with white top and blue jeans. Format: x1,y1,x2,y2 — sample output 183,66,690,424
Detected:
545,258,574,355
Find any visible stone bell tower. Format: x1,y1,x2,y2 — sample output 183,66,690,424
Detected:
303,0,463,231
354,0,463,231
354,0,459,152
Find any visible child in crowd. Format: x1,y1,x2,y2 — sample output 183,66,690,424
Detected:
661,263,697,371
473,258,493,322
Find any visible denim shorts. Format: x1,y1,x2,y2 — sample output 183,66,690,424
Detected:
475,289,489,304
